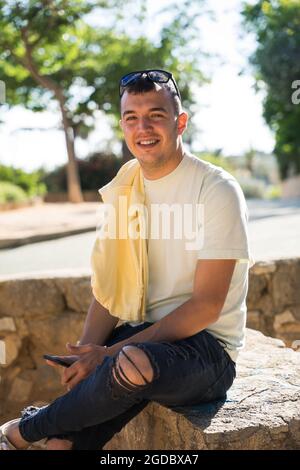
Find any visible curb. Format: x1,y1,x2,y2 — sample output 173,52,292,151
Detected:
0,225,96,250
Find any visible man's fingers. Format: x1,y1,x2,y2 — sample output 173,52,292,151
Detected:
61,369,77,386
46,359,60,368
61,362,82,386
64,370,83,391
66,375,81,391
66,343,92,354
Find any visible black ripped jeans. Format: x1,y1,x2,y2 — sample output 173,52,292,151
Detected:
18,322,236,450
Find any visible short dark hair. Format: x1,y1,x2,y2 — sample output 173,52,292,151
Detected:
121,75,182,115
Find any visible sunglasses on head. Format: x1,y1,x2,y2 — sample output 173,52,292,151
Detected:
119,69,181,100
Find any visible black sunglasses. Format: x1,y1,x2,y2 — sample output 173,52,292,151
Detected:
119,69,181,100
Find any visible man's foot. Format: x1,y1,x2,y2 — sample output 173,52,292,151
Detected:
0,419,30,450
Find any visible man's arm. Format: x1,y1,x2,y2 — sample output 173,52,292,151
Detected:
106,259,236,356
78,295,119,346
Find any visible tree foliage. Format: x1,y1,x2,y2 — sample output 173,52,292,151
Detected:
0,163,46,196
0,0,208,154
242,0,300,179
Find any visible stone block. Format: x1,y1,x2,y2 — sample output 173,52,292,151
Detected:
272,261,300,312
57,276,92,313
1,334,22,367
274,310,300,333
27,312,85,359
290,305,300,321
246,310,263,331
9,376,33,402
14,318,29,338
0,317,16,332
251,261,277,275
0,278,66,318
247,273,268,309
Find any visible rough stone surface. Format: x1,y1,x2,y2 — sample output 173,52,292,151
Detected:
1,334,22,367
104,329,300,450
246,258,300,345
10,376,33,402
0,278,66,318
57,277,92,313
246,310,265,332
0,317,16,332
292,305,300,322
274,310,300,332
247,273,268,308
251,261,277,275
27,312,85,354
272,260,300,312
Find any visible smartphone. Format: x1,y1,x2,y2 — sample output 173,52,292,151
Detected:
43,354,72,368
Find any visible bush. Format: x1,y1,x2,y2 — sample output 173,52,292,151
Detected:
0,181,28,203
0,165,47,197
195,152,235,174
43,152,123,193
238,179,266,199
265,184,282,200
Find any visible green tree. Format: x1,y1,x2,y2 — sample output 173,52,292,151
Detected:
0,0,208,201
0,0,130,202
242,0,300,179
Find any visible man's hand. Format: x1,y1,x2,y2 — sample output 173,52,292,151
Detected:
59,343,108,391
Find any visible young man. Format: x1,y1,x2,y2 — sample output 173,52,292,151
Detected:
0,69,253,450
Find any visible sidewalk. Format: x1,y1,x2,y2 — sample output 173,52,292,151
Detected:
0,203,100,249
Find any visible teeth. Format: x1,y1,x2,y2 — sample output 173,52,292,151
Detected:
139,140,157,145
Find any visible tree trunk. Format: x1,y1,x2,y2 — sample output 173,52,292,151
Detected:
19,28,83,203
58,99,83,203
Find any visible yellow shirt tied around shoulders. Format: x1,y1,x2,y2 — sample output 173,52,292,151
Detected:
90,158,148,322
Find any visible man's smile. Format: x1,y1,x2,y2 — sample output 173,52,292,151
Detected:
136,139,160,149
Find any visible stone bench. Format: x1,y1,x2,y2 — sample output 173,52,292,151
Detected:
0,271,299,449
104,329,300,450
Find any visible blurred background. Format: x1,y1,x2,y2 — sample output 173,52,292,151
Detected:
0,0,300,275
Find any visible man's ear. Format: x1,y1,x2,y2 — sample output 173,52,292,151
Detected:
177,112,188,136
119,118,123,130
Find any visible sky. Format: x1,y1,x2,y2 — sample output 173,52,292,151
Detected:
0,0,275,172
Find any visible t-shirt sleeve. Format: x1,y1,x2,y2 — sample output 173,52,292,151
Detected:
197,171,255,266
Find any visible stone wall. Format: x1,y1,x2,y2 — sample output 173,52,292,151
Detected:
247,258,300,347
0,258,300,426
0,271,90,421
44,191,100,203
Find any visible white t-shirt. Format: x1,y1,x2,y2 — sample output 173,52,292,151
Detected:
129,152,254,362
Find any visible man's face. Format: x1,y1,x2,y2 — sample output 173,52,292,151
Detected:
119,87,187,170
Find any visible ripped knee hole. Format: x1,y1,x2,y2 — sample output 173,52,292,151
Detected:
112,345,154,389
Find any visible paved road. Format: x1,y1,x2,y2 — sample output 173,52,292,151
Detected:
247,198,300,262
0,198,300,277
